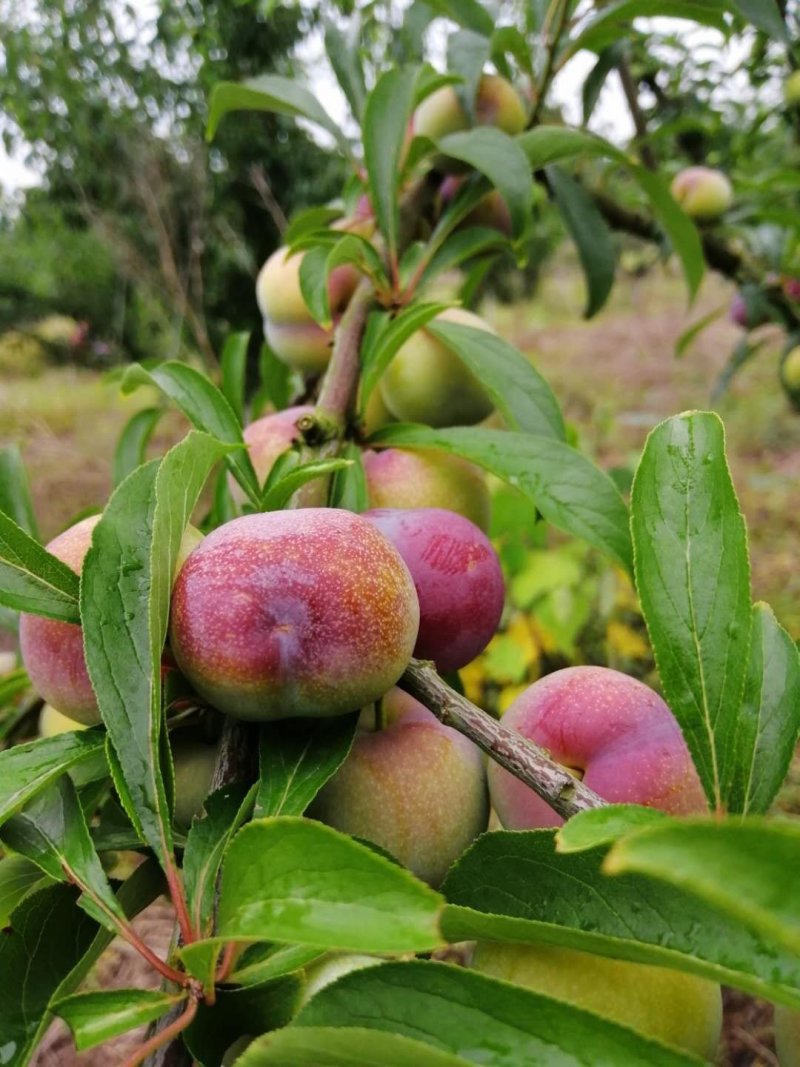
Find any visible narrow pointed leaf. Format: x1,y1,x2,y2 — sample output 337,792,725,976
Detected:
359,302,452,413
113,407,163,487
426,320,566,439
556,805,669,854
324,20,367,122
54,989,185,1051
370,425,632,573
239,1027,473,1067
217,817,444,953
0,854,54,926
633,166,704,302
0,728,105,826
256,713,358,818
0,445,38,539
729,0,788,40
0,510,80,621
606,818,800,957
221,332,250,426
260,459,353,511
441,830,800,1008
122,361,260,505
631,412,752,810
296,960,699,1066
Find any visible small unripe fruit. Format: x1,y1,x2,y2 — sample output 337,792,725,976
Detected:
256,247,358,373
39,703,89,738
670,167,732,220
488,666,707,829
311,688,488,886
363,448,491,532
785,70,800,108
364,508,504,672
170,729,219,831
414,75,527,144
21,519,201,727
775,1004,800,1066
781,345,800,410
472,942,722,1059
169,510,420,720
380,308,494,427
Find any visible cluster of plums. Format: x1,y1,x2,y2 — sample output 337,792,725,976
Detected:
15,72,774,1062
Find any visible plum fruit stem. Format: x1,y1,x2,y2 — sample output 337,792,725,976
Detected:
400,658,606,820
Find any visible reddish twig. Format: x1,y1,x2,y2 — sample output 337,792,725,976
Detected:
122,997,198,1067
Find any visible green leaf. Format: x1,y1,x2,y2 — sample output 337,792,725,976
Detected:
547,165,616,318
0,509,80,622
675,305,725,359
0,776,126,932
419,227,509,286
570,1,728,56
0,728,105,827
0,444,38,539
606,818,800,957
217,817,444,953
238,1026,473,1067
582,44,624,125
184,782,256,938
207,75,350,157
113,407,163,488
122,361,260,506
0,885,98,1065
221,332,250,426
425,0,493,34
256,714,358,818
369,425,632,573
359,302,452,414
436,128,533,237
328,443,368,513
441,830,800,1008
229,942,325,987
711,335,766,402
260,458,353,511
81,433,231,871
53,988,185,1051
184,976,303,1066
728,0,788,40
426,320,565,439
447,30,491,120
727,603,800,815
0,854,54,926
518,126,622,169
296,960,699,1066
630,412,751,810
363,67,420,259
324,20,367,122
254,342,296,416
633,166,704,302
285,207,344,247
556,805,670,854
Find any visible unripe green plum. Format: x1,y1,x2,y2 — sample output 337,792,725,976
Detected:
311,688,488,886
775,1004,800,1065
170,728,219,831
364,508,504,672
360,387,395,436
472,942,722,1059
169,510,420,720
21,519,202,727
670,167,732,220
379,308,494,427
256,247,359,372
781,345,800,406
363,447,491,532
39,702,89,738
785,70,800,108
488,667,707,829
414,74,527,145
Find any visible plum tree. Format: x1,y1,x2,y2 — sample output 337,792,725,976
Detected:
363,447,491,531
471,942,722,1059
488,666,707,828
774,1004,800,1066
364,508,504,672
256,246,358,372
170,728,220,831
670,167,733,220
379,307,495,427
414,74,527,147
20,519,203,726
169,509,419,720
310,687,488,886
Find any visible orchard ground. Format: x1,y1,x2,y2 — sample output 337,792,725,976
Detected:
4,260,798,1064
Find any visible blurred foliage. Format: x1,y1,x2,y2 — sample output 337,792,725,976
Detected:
462,483,654,717
0,0,345,364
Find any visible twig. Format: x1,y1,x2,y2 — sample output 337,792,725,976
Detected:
124,997,197,1067
617,54,657,171
400,659,605,821
530,0,572,128
249,164,289,236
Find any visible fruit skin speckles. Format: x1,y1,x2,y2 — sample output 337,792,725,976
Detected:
168,509,420,721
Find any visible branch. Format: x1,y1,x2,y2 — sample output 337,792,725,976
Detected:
617,56,657,171
530,0,572,128
400,659,605,821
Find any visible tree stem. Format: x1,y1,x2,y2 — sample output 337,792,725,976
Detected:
400,659,605,820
